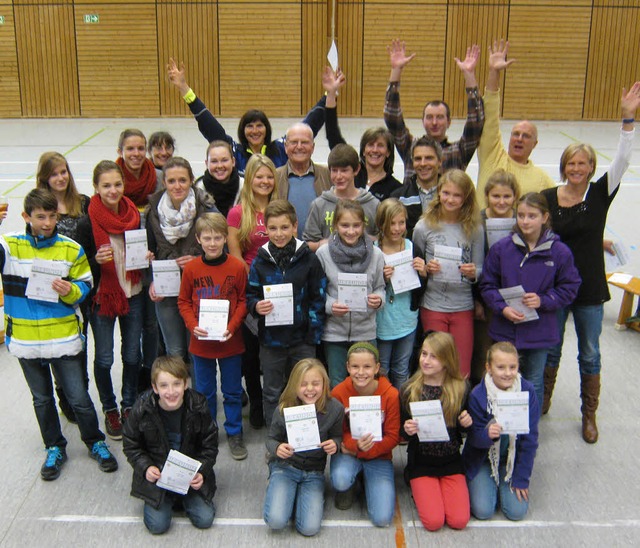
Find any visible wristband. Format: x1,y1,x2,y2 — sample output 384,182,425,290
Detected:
623,118,635,124
183,88,196,104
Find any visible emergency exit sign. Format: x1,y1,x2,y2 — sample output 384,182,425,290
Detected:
84,14,99,24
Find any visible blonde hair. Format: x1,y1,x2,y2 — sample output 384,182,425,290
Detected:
486,341,519,365
560,143,596,182
483,169,521,206
237,154,278,252
402,332,467,427
195,212,228,237
36,152,84,218
278,359,331,414
376,198,407,250
423,169,480,239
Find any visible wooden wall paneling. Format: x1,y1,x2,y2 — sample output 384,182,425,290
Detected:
504,6,591,120
584,6,640,119
301,0,328,116
14,4,79,117
217,2,300,117
333,0,363,116
157,3,219,117
361,2,447,118
0,10,21,117
75,3,159,117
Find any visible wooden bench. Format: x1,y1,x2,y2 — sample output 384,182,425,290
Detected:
607,273,640,332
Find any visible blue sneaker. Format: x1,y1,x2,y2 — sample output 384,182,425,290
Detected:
89,441,118,473
41,446,67,481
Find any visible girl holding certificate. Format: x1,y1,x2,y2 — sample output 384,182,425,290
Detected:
479,193,580,409
463,342,539,521
412,169,484,378
264,358,344,537
401,331,472,531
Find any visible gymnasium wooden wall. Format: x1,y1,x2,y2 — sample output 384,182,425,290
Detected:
0,0,638,120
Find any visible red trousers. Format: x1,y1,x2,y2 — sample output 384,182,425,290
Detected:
410,474,470,531
420,308,473,378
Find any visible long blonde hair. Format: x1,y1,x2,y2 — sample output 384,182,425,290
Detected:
423,169,480,239
36,152,84,217
402,332,467,427
238,154,278,252
376,198,407,250
278,359,331,414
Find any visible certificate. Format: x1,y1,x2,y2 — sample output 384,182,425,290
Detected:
125,229,149,271
264,283,294,327
156,449,202,495
349,396,382,441
197,299,229,341
385,250,421,294
152,260,181,297
485,218,516,249
432,245,462,283
410,400,450,442
494,391,530,435
284,403,321,452
498,285,539,323
604,240,631,272
25,258,70,303
338,273,368,312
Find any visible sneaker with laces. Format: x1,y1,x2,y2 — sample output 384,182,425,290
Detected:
228,434,248,460
89,441,118,472
41,446,67,481
104,409,122,440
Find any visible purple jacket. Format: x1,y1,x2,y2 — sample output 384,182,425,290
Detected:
463,376,539,490
479,230,580,349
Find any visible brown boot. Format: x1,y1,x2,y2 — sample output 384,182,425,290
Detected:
580,373,600,443
542,366,559,415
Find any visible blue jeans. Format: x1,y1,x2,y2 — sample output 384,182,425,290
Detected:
90,292,144,411
19,355,104,449
155,297,190,360
142,286,159,370
324,340,376,389
378,330,415,390
330,453,395,527
546,304,603,375
191,354,243,436
518,348,548,414
263,461,325,536
467,460,528,521
144,491,215,534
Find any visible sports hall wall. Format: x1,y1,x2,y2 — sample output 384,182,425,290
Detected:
1,0,638,120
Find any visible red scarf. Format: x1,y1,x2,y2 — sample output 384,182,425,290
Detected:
116,156,157,207
88,194,142,317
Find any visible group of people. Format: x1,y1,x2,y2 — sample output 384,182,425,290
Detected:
2,37,639,536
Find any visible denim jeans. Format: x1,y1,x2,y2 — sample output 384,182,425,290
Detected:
263,461,325,536
90,292,144,411
143,491,215,534
467,460,529,521
19,355,104,449
546,304,603,375
330,453,395,527
518,348,548,414
191,354,243,436
142,286,160,370
378,329,415,390
155,297,190,360
324,340,376,389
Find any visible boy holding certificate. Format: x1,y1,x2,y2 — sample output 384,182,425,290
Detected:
178,213,249,460
123,356,218,534
247,200,327,428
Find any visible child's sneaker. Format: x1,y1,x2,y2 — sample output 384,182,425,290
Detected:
40,446,67,481
228,434,248,460
104,409,122,440
89,441,118,473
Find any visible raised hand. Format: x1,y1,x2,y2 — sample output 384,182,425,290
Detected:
322,66,346,95
621,81,640,120
488,39,516,73
167,58,189,95
455,44,480,75
387,39,417,71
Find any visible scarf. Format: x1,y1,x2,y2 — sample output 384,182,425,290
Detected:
268,239,296,272
157,188,197,244
88,194,142,317
328,232,372,274
200,168,240,217
116,157,157,207
484,371,521,487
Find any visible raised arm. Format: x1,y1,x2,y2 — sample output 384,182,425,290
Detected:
454,44,480,89
322,67,347,149
608,82,640,193
387,39,416,83
486,39,516,93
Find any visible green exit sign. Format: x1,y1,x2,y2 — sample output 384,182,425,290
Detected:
0,16,5,25
84,14,99,24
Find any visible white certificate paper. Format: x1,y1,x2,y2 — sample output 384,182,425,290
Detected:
264,283,294,327
486,218,516,249
197,299,229,341
125,229,149,271
410,400,450,442
349,395,382,441
156,449,202,495
284,403,321,452
432,245,462,283
25,258,70,303
604,240,631,272
152,260,181,297
494,391,530,435
385,250,421,294
499,285,539,323
338,273,368,312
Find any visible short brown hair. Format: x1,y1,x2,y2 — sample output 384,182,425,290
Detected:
265,199,297,225
328,143,359,170
24,188,58,215
151,356,190,385
195,212,228,237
